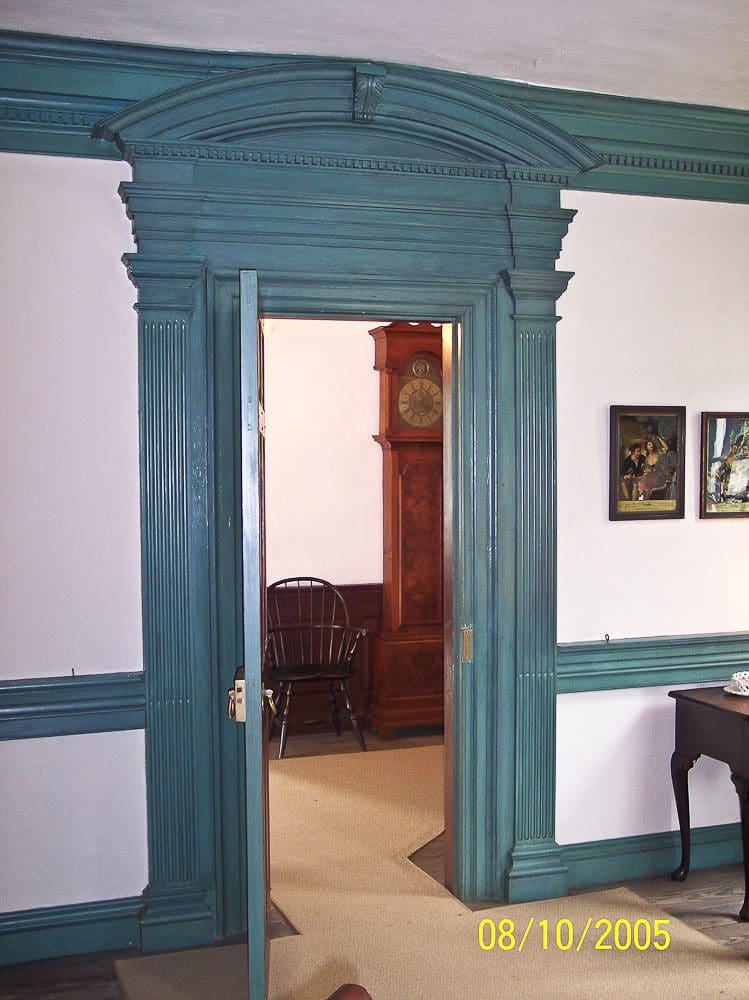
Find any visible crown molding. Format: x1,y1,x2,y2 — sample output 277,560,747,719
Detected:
1,30,747,201
599,150,749,179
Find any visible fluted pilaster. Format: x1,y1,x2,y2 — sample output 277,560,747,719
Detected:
503,268,572,902
125,255,214,949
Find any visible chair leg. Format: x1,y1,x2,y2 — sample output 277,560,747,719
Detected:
328,679,342,737
340,679,366,752
278,682,293,759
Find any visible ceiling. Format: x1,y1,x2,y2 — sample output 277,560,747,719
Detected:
1,0,748,110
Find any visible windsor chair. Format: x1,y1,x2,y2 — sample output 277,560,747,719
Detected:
265,576,368,758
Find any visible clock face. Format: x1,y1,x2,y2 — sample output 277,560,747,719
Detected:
397,357,443,428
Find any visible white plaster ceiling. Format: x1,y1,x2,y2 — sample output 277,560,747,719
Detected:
1,0,748,110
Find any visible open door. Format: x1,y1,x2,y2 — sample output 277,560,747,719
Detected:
239,270,271,999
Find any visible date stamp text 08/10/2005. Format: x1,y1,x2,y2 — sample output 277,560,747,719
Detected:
478,917,671,953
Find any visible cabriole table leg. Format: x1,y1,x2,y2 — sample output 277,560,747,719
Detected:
670,750,698,882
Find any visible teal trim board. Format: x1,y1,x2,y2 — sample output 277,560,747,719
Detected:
563,823,742,889
0,31,748,201
0,896,143,966
0,672,145,740
557,632,749,694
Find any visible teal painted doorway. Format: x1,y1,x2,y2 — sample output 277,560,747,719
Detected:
104,59,587,949
213,285,463,943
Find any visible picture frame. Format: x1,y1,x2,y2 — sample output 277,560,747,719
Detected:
699,411,749,518
609,405,686,521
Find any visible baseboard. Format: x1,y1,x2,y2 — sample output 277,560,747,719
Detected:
562,822,743,888
139,883,216,953
0,895,143,966
507,840,568,903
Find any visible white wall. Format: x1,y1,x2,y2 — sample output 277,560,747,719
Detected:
557,191,749,643
556,191,749,844
264,318,384,585
557,685,738,844
0,732,148,910
0,153,142,678
0,154,147,913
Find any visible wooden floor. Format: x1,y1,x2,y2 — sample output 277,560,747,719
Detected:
4,727,748,999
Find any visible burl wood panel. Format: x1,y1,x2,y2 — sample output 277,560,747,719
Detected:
399,455,443,627
370,636,444,738
379,638,443,699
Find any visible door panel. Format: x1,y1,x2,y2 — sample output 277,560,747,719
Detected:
239,270,270,999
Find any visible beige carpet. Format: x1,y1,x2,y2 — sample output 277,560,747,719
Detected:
117,746,749,999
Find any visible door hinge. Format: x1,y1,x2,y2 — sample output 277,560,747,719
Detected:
461,626,473,663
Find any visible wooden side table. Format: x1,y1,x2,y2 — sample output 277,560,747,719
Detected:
669,686,749,921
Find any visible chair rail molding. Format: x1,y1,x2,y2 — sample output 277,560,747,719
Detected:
0,672,145,740
557,631,749,693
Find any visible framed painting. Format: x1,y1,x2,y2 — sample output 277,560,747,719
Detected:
609,405,686,520
700,412,749,517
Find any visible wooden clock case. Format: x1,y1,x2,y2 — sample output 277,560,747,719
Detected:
369,321,444,738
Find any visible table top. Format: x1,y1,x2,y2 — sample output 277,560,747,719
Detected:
669,685,749,720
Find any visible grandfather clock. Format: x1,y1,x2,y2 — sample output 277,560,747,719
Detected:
369,321,444,738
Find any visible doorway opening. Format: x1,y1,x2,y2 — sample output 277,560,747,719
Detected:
261,314,455,938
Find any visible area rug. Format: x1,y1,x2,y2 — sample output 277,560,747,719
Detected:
117,746,749,999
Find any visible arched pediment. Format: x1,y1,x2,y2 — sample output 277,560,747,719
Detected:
94,60,599,172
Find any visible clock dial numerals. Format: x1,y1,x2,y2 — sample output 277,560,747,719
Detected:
398,377,443,427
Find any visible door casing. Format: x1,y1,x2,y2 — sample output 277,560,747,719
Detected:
101,58,587,948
